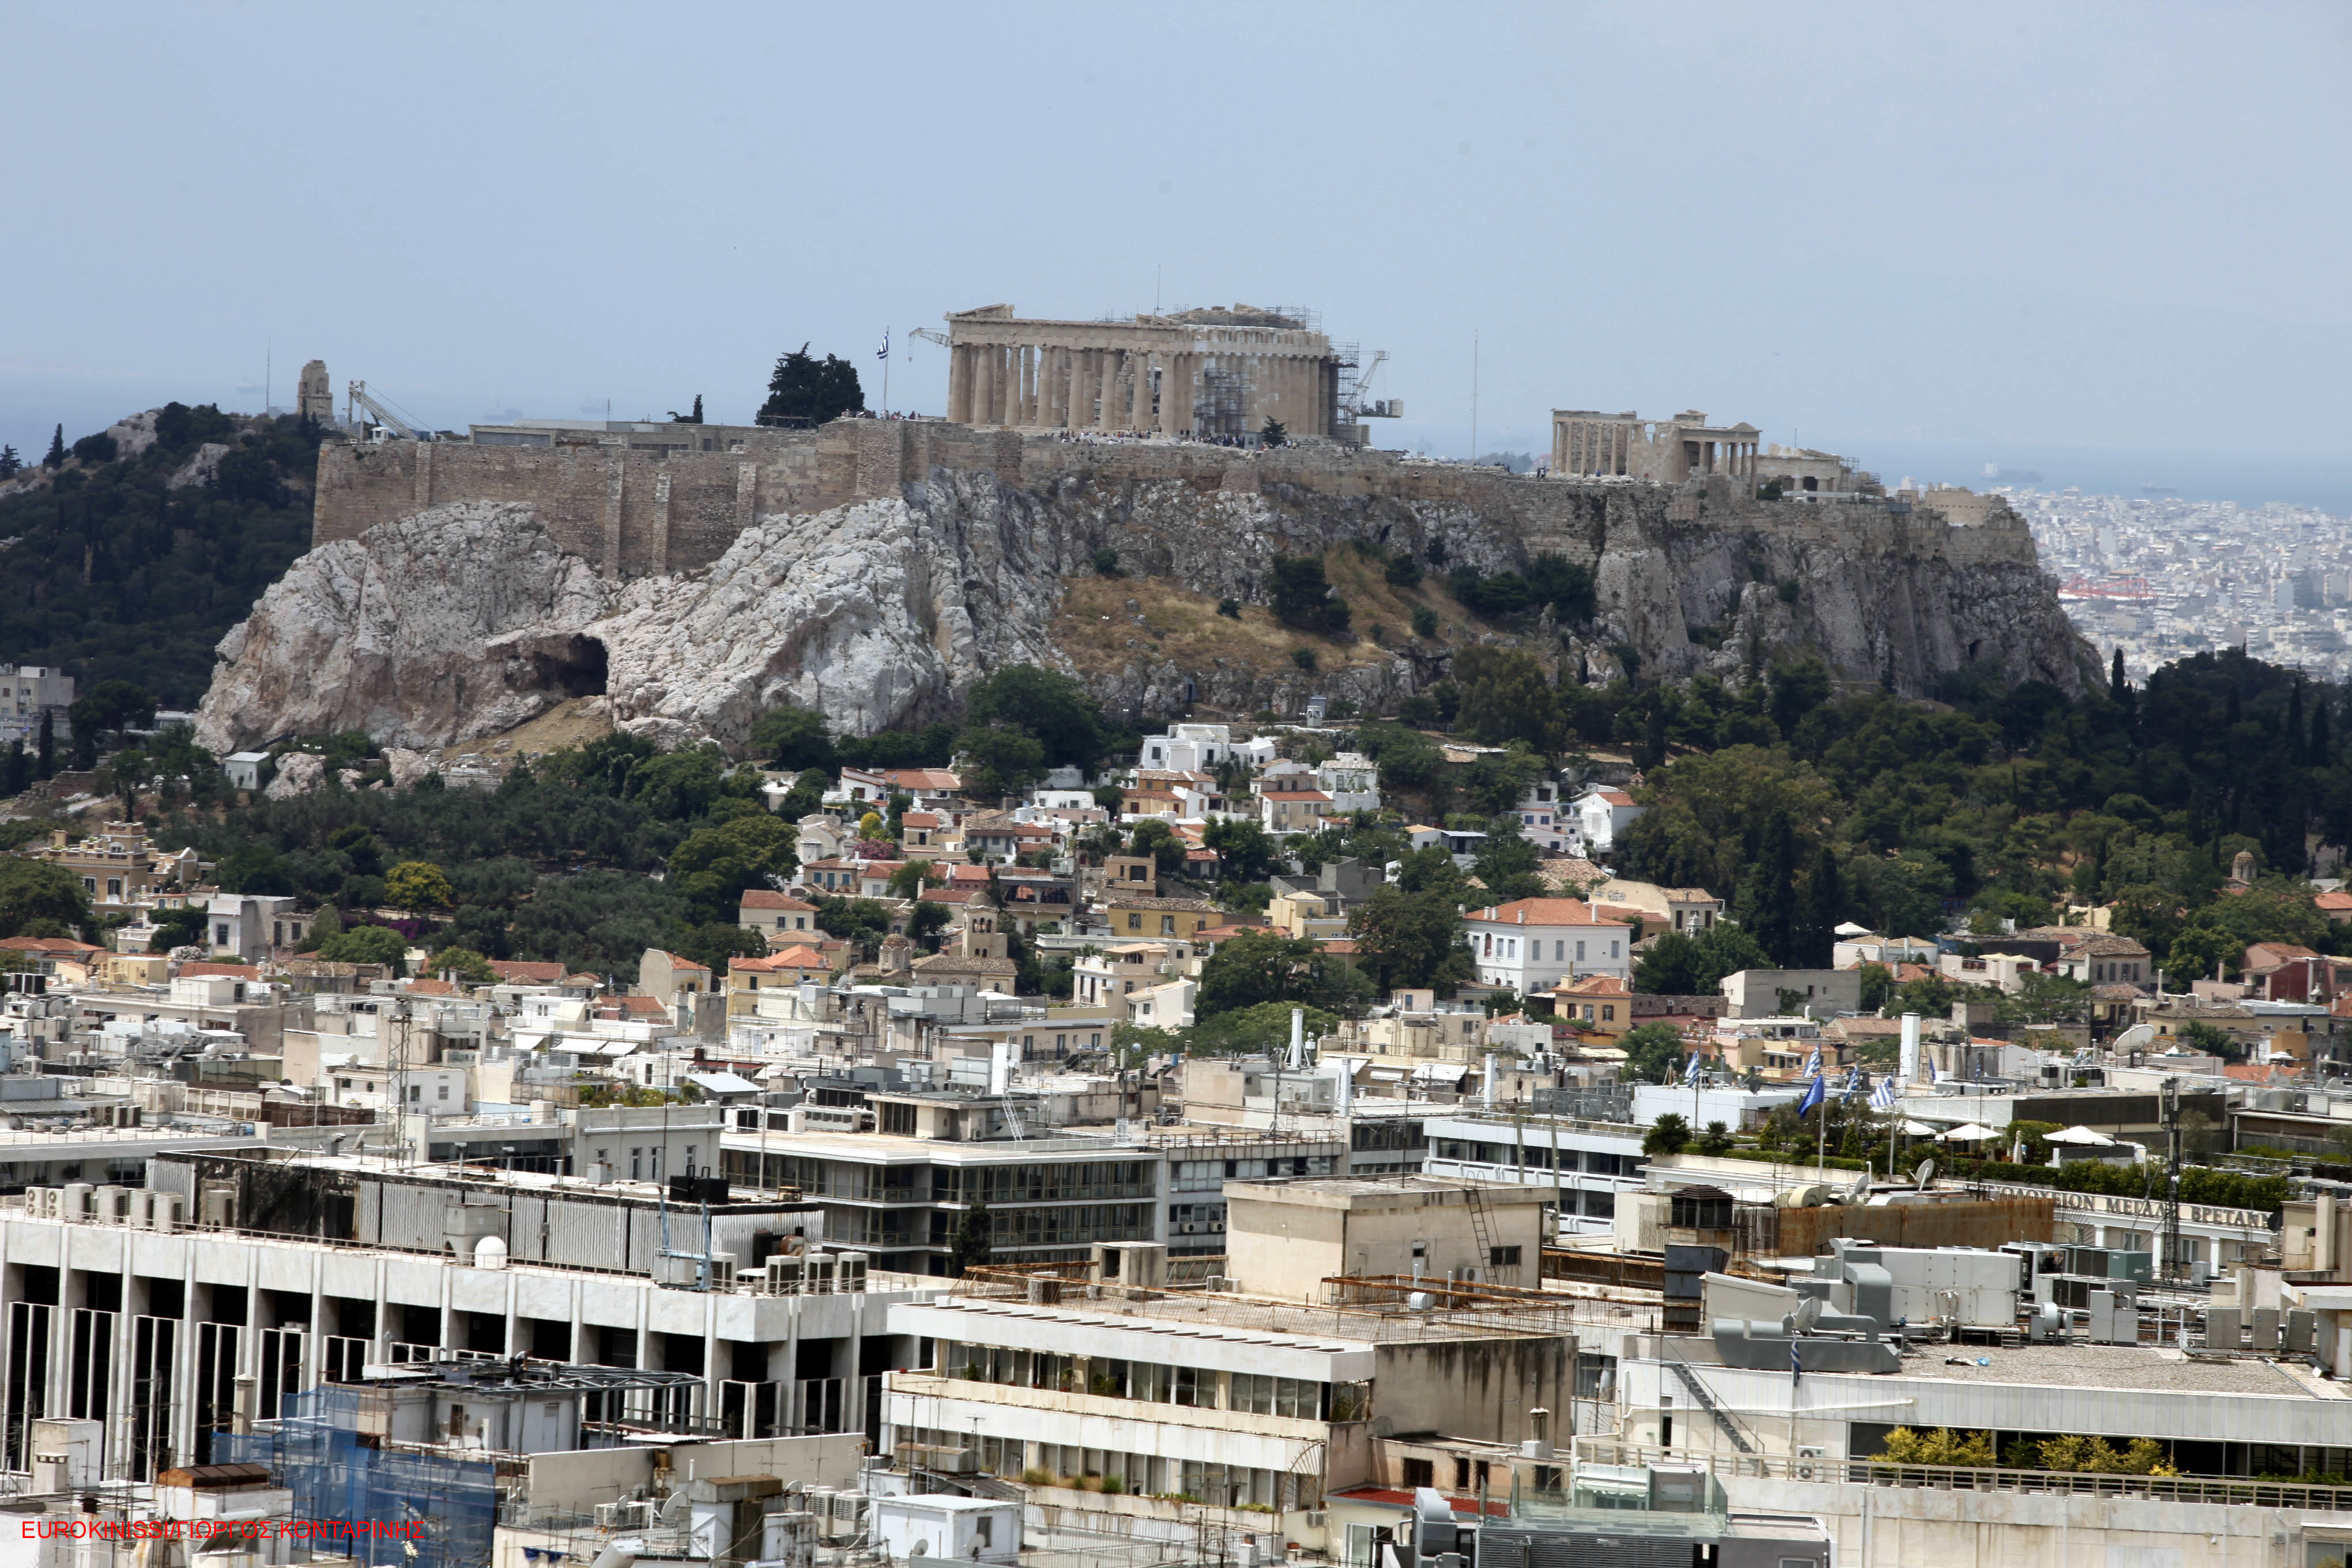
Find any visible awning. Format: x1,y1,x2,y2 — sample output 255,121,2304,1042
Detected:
2042,1125,2116,1146
1935,1122,1999,1142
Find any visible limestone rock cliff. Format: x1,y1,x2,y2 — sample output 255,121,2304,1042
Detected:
197,467,2093,755
195,502,612,753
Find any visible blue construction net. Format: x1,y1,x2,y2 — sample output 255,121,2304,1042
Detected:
214,1387,497,1568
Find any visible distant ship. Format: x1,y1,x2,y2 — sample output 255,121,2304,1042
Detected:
2143,484,2179,495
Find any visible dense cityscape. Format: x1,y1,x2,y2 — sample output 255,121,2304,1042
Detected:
2015,486,2352,681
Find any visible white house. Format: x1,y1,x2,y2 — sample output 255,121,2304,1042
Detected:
1461,898,1639,993
1571,784,1645,853
1315,752,1381,815
1506,779,1571,853
223,751,270,792
1139,722,1237,774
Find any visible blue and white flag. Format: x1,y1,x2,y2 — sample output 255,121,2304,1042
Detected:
1870,1074,1899,1112
1796,1072,1826,1118
877,330,891,360
1790,1338,1803,1384
1840,1066,1863,1104
1927,1057,1940,1085
1683,1051,1702,1085
1802,1047,1821,1079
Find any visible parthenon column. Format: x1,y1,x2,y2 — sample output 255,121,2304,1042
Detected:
974,348,994,427
1169,354,1193,436
947,346,971,425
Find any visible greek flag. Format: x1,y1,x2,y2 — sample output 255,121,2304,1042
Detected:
1870,1074,1898,1111
877,330,890,360
1683,1051,1702,1085
1802,1047,1820,1079
1840,1066,1863,1104
1927,1058,1940,1085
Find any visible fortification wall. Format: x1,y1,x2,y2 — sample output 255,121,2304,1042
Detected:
315,419,2031,581
315,420,1031,575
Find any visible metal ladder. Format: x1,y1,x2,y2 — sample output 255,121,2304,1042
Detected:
1463,1185,1496,1277
1664,1357,1757,1454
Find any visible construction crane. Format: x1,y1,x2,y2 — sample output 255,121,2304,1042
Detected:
1348,350,1401,419
908,327,951,350
345,379,428,440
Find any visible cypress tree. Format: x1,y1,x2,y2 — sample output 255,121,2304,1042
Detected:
2288,681,2306,767
2110,647,2128,701
35,713,53,778
42,425,65,469
1796,844,1842,968
2313,695,2332,767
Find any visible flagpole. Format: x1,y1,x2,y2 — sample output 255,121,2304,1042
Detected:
883,326,890,415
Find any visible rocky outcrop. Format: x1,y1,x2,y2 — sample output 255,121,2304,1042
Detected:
195,502,611,753
263,752,325,799
197,468,2093,755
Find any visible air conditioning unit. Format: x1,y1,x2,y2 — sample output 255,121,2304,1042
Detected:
1303,1512,1328,1530
198,1185,238,1231
93,1186,131,1224
595,1499,654,1531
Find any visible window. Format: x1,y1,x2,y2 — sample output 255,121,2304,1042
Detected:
1128,914,1143,931
1162,915,1177,935
630,1148,643,1180
1490,1245,1522,1268
1401,1458,1434,1489
1602,1005,1615,1022
1554,941,1563,960
1575,940,1586,962
408,1084,421,1102
436,1083,449,1100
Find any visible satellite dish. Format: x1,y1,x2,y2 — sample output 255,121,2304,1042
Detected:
660,1492,692,1526
1845,1170,1871,1204
1913,1158,1938,1190
1792,1296,1825,1334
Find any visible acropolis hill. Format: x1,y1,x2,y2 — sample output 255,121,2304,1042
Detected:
192,397,2091,757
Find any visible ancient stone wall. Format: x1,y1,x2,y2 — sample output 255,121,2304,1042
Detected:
314,420,2035,586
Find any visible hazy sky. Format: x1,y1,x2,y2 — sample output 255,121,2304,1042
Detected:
6,2,2349,504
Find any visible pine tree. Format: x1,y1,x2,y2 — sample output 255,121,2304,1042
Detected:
0,444,19,478
43,425,65,469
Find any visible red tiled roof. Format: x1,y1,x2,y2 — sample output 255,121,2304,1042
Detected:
1465,898,1640,928
488,960,566,983
740,889,818,911
178,961,258,978
2,936,105,956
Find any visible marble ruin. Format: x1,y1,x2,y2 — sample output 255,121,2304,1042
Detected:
1551,408,1762,483
296,359,333,424
945,303,1340,439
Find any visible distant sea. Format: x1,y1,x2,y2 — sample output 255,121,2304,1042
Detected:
1855,441,2352,518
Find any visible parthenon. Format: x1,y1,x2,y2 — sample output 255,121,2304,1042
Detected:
945,303,1340,439
1550,408,1761,483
